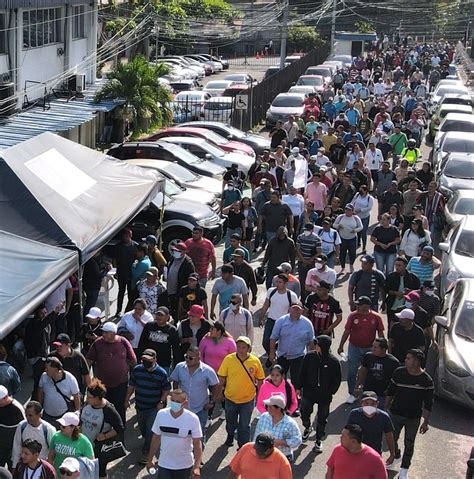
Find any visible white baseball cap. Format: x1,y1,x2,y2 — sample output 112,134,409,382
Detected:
0,386,8,400
57,412,80,427
263,394,286,409
395,309,415,320
102,322,118,333
59,457,80,472
85,307,103,320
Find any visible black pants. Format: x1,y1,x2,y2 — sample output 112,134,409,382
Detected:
84,288,100,318
116,276,132,315
300,396,331,440
106,381,128,425
298,262,312,303
392,414,421,469
68,292,82,343
277,356,304,386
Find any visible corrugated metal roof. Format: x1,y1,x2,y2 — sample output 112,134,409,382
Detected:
0,80,122,149
0,0,88,8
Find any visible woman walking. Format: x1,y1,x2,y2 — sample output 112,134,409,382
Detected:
333,204,363,274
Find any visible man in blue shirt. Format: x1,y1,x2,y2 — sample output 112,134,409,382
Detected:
170,346,220,444
345,104,361,127
269,303,314,386
126,349,170,463
323,98,337,122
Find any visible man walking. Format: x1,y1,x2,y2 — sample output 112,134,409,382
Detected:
0,386,24,469
184,226,216,287
219,293,254,343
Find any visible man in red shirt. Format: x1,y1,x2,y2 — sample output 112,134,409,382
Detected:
184,226,216,287
337,296,385,404
326,424,387,479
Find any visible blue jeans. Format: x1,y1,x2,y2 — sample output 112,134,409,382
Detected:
374,251,396,276
225,398,255,447
326,251,336,269
339,237,357,268
137,408,158,453
198,278,207,288
225,227,243,247
358,216,370,250
262,318,276,355
348,343,371,395
195,409,208,444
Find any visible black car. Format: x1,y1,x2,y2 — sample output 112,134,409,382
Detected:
263,66,281,80
107,141,225,178
177,121,271,155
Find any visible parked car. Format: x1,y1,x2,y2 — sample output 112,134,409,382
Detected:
437,93,473,110
203,80,235,97
432,132,474,169
429,103,473,142
263,66,282,80
265,92,306,126
444,190,474,233
174,91,212,120
203,97,234,123
296,74,325,93
437,152,474,198
323,60,345,70
169,79,201,94
438,215,474,295
224,73,256,85
434,113,474,150
329,54,353,68
284,55,303,64
125,158,222,199
430,83,469,111
222,83,250,98
427,278,474,410
178,121,271,155
145,126,254,157
158,136,254,173
196,53,228,70
304,66,332,84
107,141,225,178
288,85,317,95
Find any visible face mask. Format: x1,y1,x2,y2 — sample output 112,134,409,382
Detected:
142,360,153,369
362,406,377,416
228,186,234,191
303,230,312,236
173,251,183,259
169,400,183,413
424,290,434,296
404,302,413,309
314,262,323,270
261,168,268,173
230,303,239,311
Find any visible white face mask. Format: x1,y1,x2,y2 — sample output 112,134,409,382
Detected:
228,186,234,191
230,303,239,311
424,290,434,296
314,262,323,270
362,406,377,416
303,230,312,236
172,251,183,259
404,302,413,309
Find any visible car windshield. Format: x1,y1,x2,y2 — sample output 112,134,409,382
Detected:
206,82,230,89
152,192,171,207
455,301,474,341
455,230,474,257
164,179,183,196
454,198,474,215
442,121,474,133
161,162,198,182
306,68,328,76
436,86,468,97
444,159,474,178
272,96,304,107
171,145,202,165
441,138,474,153
198,129,227,144
205,101,232,111
297,77,323,86
225,75,246,82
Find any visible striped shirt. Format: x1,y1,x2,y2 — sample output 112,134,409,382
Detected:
129,364,170,411
296,232,322,259
406,257,435,284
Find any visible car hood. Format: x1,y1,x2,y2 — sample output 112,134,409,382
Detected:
227,140,255,156
186,175,221,195
244,134,271,148
198,159,226,176
268,106,305,115
440,176,474,191
221,152,254,172
153,196,216,220
449,252,474,278
174,188,217,206
447,335,474,375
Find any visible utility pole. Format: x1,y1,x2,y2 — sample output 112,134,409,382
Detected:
330,0,337,47
279,0,288,69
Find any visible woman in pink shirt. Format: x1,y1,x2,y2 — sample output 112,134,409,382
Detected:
199,322,236,372
256,364,298,415
305,172,327,213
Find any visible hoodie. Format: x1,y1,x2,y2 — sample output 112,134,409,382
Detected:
295,335,342,402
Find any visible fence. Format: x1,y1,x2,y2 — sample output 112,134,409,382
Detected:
231,45,330,131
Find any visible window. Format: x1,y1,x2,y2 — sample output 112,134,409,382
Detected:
72,5,85,39
0,14,6,54
23,8,61,48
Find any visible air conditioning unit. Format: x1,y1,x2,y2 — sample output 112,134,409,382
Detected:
0,82,16,117
67,74,86,93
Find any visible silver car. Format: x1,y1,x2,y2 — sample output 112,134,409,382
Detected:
428,278,474,410
432,131,474,170
265,92,306,126
439,215,474,295
444,190,474,232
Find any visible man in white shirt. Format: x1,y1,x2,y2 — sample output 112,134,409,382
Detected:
11,401,56,468
305,254,337,295
147,389,202,477
284,116,299,143
315,219,341,269
283,186,305,238
364,142,385,179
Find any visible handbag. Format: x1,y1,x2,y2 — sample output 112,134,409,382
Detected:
53,380,75,413
95,436,127,463
237,356,258,393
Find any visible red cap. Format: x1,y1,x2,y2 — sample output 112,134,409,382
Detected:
172,242,187,253
404,291,420,302
188,304,205,318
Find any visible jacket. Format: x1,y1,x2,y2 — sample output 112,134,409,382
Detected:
179,319,212,356
263,236,296,276
167,255,195,294
295,336,341,402
13,459,56,479
230,260,258,299
384,271,420,310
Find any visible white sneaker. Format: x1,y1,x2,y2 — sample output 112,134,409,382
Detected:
399,467,409,479
345,394,357,404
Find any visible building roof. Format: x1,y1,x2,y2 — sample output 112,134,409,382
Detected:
0,80,122,150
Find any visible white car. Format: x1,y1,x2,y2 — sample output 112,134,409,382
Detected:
203,80,235,97
203,97,234,123
430,83,469,111
329,54,353,68
433,131,474,169
265,92,306,126
288,85,317,95
174,91,212,120
224,73,256,85
444,190,474,231
434,113,474,150
160,136,254,173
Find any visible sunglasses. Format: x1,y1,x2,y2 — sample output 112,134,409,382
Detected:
184,355,197,361
59,469,76,476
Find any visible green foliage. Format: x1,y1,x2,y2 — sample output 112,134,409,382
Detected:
95,55,173,137
287,26,324,53
354,20,375,34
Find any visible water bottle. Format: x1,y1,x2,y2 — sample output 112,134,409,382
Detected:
340,352,348,362
147,467,157,476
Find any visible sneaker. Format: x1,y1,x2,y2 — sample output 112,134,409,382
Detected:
224,434,234,447
345,394,357,404
312,440,323,453
399,468,409,479
219,409,226,420
387,456,402,470
302,427,312,442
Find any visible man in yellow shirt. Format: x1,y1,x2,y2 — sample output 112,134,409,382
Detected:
218,336,265,448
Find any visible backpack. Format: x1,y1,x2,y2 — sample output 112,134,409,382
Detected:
20,420,49,447
269,288,293,307
317,229,337,245
223,307,251,332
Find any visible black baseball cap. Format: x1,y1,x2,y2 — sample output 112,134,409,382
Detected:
254,432,275,453
361,390,378,401
355,296,372,306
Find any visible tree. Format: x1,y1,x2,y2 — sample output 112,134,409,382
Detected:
95,55,172,137
287,26,324,53
354,20,375,34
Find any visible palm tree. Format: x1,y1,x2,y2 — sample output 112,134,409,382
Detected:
95,55,172,137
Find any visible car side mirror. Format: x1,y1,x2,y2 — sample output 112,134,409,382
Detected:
205,153,212,159
434,315,449,328
439,242,450,253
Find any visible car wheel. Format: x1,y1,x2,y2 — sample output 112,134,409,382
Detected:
161,227,191,258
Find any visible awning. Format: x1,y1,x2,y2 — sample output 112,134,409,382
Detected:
0,80,123,150
0,132,163,263
0,231,79,338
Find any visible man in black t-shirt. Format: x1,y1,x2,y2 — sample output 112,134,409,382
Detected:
385,349,434,475
177,274,208,321
0,385,24,468
304,281,343,336
378,180,404,215
269,121,288,150
355,337,399,402
388,309,425,363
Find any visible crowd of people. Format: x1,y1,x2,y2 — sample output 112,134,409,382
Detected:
0,39,457,479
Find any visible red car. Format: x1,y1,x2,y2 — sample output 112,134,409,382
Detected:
145,127,255,157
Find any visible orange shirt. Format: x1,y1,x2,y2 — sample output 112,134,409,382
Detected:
229,443,293,479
